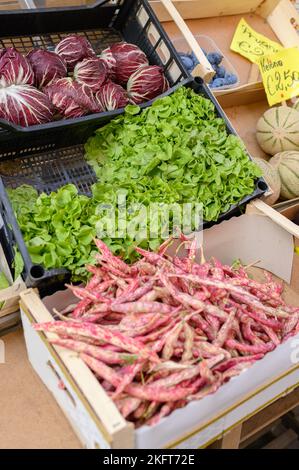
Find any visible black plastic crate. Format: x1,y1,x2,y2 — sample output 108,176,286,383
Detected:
0,78,268,294
0,0,188,155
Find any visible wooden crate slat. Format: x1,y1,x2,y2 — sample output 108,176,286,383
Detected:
20,289,134,447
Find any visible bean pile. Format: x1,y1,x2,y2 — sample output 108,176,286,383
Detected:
34,237,299,427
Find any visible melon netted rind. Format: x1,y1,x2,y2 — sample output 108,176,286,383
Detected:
269,151,299,200
256,106,299,156
253,157,281,205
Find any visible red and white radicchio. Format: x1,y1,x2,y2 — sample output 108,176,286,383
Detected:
0,48,34,87
99,47,117,80
127,65,169,104
55,35,95,71
27,49,67,89
95,81,129,111
74,57,107,92
110,42,148,84
45,77,101,119
0,85,53,126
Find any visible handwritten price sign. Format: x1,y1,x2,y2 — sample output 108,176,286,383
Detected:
230,18,282,64
259,47,299,106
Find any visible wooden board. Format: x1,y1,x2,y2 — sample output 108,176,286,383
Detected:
151,0,267,21
0,0,24,9
263,428,297,448
223,98,270,160
212,424,243,449
0,245,26,321
241,387,299,443
43,0,93,6
260,0,299,46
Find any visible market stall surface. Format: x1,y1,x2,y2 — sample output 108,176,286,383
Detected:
0,329,80,449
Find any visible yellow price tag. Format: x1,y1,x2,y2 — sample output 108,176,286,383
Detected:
258,47,299,106
230,18,282,64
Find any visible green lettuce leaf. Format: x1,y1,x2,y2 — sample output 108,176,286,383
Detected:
8,87,262,274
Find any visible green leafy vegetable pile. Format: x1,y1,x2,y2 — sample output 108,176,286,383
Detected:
86,86,261,222
8,184,98,281
8,86,262,278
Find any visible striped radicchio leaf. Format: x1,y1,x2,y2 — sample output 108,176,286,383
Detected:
0,48,34,87
127,65,169,104
99,47,117,80
110,42,149,84
45,77,101,119
55,35,95,71
74,57,107,92
0,85,53,126
27,49,67,89
95,81,129,111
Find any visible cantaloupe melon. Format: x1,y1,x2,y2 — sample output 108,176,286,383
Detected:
269,151,299,200
256,106,299,155
253,157,281,205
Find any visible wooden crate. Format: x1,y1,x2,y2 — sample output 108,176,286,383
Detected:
0,0,92,8
0,244,25,325
43,0,94,6
18,202,299,449
209,387,299,448
151,0,299,96
20,289,134,449
0,0,25,9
